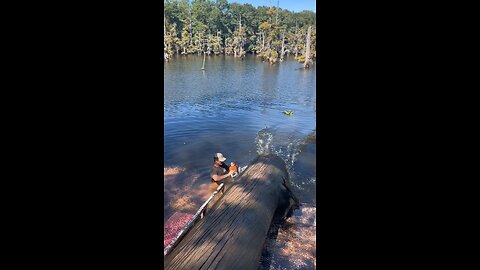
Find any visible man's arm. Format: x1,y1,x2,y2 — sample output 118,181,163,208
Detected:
211,171,233,182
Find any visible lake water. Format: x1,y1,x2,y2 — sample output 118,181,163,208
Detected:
164,54,316,269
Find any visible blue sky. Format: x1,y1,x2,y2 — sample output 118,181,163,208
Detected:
228,0,316,13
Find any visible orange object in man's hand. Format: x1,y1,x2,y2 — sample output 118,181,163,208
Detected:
229,165,237,171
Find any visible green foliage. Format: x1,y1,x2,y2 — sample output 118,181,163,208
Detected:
164,0,316,64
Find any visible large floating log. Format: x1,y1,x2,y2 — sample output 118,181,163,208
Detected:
164,154,298,270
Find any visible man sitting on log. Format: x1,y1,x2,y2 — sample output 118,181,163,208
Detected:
210,153,234,184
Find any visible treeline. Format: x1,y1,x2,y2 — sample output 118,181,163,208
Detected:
164,0,316,66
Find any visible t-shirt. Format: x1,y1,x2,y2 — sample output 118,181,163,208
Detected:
210,163,229,182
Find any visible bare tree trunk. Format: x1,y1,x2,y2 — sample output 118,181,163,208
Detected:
239,15,244,58
164,15,169,62
207,34,211,55
262,32,265,51
164,14,166,48
304,26,312,68
280,32,285,61
201,51,206,70
189,7,192,41
275,0,279,25
164,14,167,59
197,36,201,56
294,22,298,57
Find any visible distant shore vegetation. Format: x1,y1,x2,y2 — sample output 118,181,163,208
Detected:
164,0,316,66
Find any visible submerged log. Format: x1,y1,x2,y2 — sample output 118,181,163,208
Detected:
164,154,299,270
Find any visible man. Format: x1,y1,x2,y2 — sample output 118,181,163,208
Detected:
210,153,234,184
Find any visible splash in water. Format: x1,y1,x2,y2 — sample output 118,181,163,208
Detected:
255,128,307,170
283,138,304,169
255,128,274,155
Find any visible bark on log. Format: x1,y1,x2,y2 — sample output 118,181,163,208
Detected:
164,154,298,270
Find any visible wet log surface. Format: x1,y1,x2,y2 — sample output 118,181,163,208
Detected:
164,154,298,270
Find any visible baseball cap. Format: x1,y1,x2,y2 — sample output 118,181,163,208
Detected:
215,153,227,162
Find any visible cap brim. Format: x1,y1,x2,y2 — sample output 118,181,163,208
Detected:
220,157,226,162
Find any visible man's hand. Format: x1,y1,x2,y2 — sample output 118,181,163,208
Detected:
212,171,233,182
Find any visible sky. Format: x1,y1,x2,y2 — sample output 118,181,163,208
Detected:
228,0,316,13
